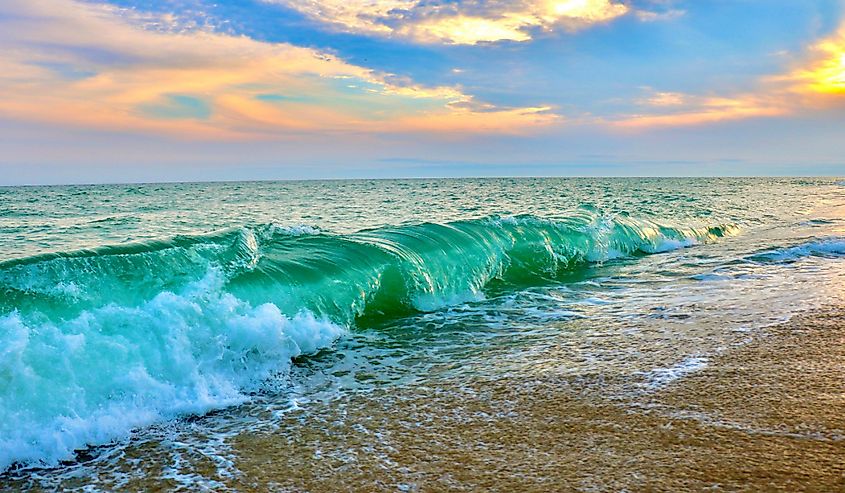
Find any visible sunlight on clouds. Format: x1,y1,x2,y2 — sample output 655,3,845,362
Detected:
269,0,629,45
545,0,627,21
399,15,532,44
0,0,557,138
781,28,845,95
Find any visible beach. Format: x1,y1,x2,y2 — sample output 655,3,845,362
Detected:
2,0,844,489
226,308,845,492
5,307,842,492
1,178,843,491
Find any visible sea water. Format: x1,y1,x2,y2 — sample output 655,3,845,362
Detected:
1,178,843,488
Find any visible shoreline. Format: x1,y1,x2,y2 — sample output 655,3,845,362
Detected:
3,309,843,491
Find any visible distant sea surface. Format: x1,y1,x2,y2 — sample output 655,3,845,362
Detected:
1,178,844,490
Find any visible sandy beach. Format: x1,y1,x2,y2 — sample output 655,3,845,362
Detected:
223,309,845,492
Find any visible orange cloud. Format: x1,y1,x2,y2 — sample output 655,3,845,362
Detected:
0,0,558,139
618,93,786,129
395,106,558,133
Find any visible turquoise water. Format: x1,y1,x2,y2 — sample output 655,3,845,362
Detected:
1,178,844,485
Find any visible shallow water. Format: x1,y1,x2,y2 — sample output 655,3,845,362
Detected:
1,178,844,490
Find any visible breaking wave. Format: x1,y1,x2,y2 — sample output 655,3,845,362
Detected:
0,211,738,471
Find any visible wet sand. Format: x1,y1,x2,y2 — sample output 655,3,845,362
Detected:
230,310,845,492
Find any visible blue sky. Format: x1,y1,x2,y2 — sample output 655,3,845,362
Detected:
0,0,843,184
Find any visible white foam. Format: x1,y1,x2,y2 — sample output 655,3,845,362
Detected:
0,270,345,471
412,290,486,312
754,237,845,262
270,224,323,236
642,356,709,389
645,237,700,253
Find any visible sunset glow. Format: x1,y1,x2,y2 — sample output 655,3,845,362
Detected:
0,0,843,182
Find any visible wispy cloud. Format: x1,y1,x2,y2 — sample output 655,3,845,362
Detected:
634,8,685,22
266,0,631,45
0,0,558,139
618,92,786,128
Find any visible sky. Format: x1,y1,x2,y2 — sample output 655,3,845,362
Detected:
0,0,844,184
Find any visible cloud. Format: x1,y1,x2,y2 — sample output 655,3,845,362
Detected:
776,25,845,97
618,93,786,129
267,0,631,45
0,0,558,139
635,9,685,22
614,22,845,129
636,91,688,107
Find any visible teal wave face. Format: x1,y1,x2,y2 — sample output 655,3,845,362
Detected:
0,213,738,324
0,212,738,471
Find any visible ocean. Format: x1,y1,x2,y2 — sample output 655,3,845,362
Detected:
1,177,843,490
